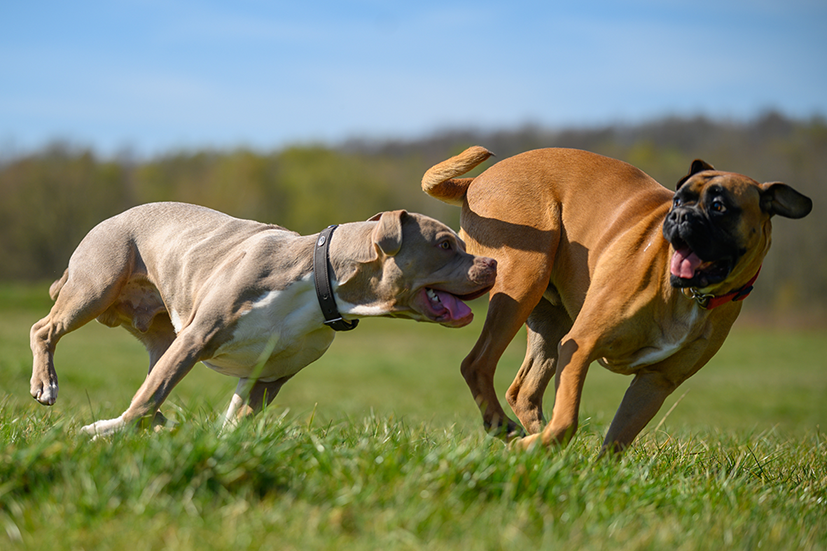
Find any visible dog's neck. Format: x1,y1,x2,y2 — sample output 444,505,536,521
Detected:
684,267,761,309
313,221,392,320
313,225,359,331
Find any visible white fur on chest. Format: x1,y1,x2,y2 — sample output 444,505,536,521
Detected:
599,305,703,372
203,274,335,381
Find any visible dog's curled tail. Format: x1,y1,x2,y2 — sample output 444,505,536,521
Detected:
49,270,69,301
421,146,493,206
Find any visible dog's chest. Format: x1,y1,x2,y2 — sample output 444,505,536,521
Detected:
598,306,704,373
203,276,334,380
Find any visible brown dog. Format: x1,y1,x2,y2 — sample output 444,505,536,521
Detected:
422,147,812,453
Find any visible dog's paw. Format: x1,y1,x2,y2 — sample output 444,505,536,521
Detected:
151,411,178,433
220,414,240,433
508,433,541,452
81,416,126,439
30,380,58,406
484,417,526,442
504,422,527,442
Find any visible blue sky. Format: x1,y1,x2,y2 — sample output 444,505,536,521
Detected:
2,1,825,156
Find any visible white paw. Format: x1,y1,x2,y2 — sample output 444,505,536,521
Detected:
32,382,58,405
81,415,126,439
220,414,240,432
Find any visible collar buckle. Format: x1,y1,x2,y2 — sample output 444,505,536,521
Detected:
689,266,761,310
689,288,715,309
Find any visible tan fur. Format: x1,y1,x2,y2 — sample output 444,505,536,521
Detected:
422,146,811,454
30,202,497,437
421,146,494,205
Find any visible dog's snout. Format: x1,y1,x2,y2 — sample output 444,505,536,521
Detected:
669,208,682,223
669,207,694,226
471,256,497,285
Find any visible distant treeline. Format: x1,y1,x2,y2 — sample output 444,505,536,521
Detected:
1,112,824,319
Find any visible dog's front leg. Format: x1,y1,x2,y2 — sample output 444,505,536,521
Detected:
600,371,676,456
81,331,204,438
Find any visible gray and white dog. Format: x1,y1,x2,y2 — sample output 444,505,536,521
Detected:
30,202,497,436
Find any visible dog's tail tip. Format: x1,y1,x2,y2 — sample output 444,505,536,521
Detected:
49,270,69,301
421,146,494,206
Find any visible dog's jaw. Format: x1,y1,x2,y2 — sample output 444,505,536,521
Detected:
667,239,735,290
663,204,741,290
414,287,475,327
408,262,496,327
340,284,491,327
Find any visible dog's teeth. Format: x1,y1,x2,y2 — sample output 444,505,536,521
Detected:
426,289,441,303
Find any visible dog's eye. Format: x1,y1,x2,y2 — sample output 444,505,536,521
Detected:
439,241,452,250
673,197,682,208
710,200,726,213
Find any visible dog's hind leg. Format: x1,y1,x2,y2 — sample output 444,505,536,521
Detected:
222,375,292,430
222,378,253,429
506,298,573,434
30,242,134,405
460,254,552,439
458,183,561,439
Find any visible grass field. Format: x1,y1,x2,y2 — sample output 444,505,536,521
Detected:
1,282,825,550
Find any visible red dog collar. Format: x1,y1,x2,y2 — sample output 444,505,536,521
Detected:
690,266,762,310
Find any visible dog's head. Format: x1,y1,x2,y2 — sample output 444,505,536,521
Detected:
354,210,497,327
662,160,812,294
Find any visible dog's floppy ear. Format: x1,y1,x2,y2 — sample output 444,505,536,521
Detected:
677,159,716,189
372,210,407,256
759,182,813,219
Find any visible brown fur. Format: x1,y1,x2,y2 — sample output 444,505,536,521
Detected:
422,147,812,453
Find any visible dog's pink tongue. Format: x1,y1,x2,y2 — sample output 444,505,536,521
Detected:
433,290,473,322
671,247,702,279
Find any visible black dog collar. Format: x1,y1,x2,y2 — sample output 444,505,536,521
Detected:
313,225,359,331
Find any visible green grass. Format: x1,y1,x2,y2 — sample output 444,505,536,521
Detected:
2,282,826,550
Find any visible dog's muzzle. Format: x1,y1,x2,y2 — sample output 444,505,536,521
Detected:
663,208,738,289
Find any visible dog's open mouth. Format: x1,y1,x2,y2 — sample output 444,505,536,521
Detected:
416,287,485,327
670,241,731,288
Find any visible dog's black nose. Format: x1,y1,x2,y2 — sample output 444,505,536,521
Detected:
669,208,690,226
